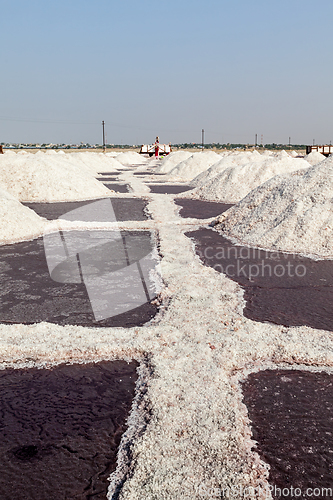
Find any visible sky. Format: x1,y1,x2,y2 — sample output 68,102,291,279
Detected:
1,0,333,145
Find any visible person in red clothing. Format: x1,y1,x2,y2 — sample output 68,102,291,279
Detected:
154,136,159,159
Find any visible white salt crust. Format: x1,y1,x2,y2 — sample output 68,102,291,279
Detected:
0,154,332,499
67,152,125,174
191,150,264,188
192,152,310,203
156,151,193,174
304,151,326,166
0,151,111,202
214,157,333,258
167,151,221,181
0,186,47,242
115,151,147,166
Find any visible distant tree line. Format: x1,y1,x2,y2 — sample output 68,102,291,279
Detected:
172,143,307,150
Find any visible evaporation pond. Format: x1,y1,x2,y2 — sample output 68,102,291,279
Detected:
0,360,138,500
175,199,233,219
147,184,193,194
242,369,333,499
187,227,333,331
24,198,149,221
0,230,159,327
96,177,118,182
103,183,130,193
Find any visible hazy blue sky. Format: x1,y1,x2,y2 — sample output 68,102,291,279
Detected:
1,0,332,145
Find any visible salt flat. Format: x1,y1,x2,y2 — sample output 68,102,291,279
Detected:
0,150,332,499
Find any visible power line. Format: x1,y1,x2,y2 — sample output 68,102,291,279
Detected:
0,116,99,125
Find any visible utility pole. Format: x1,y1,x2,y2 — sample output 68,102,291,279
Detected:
255,134,257,147
102,121,106,152
261,135,263,147
289,137,291,149
202,129,204,151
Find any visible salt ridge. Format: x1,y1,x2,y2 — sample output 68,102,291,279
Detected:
0,152,111,202
167,151,221,181
155,151,193,174
304,151,326,166
194,152,310,203
115,151,147,166
214,157,333,257
0,185,47,243
191,150,264,188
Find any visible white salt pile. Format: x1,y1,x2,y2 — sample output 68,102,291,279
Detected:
304,151,326,166
0,152,110,202
214,156,333,257
155,151,193,174
115,151,146,166
167,151,221,181
0,186,47,243
191,150,264,188
105,151,121,158
67,152,124,174
194,152,310,203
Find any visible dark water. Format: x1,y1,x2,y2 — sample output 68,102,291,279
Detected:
97,172,120,176
0,360,138,500
175,199,234,219
187,228,333,331
133,172,164,176
242,369,333,499
0,231,158,327
24,198,149,221
147,184,192,194
96,177,118,182
103,184,130,193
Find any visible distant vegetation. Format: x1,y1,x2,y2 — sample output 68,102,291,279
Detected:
1,142,307,151
173,143,307,151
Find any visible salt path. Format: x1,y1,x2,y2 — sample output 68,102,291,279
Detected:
0,151,333,498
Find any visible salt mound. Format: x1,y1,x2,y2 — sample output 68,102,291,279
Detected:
273,150,290,158
304,151,326,166
67,152,124,174
0,185,47,242
0,152,110,202
115,151,146,166
155,151,193,174
105,152,120,158
214,157,333,257
194,153,310,203
168,151,221,181
191,150,264,188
